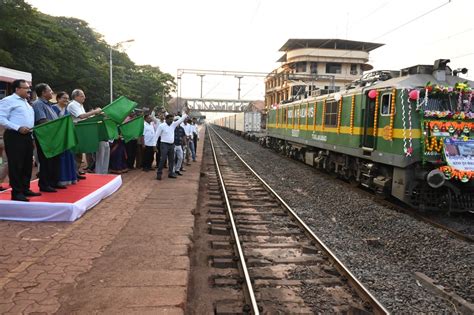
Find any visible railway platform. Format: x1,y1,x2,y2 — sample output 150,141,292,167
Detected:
0,127,205,314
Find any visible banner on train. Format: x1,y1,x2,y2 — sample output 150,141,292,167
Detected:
443,138,474,171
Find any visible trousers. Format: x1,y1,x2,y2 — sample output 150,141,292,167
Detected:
157,142,174,176
4,130,32,196
173,145,184,173
95,141,110,174
35,138,60,189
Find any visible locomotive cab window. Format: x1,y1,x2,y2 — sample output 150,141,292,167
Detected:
324,100,339,127
380,93,393,116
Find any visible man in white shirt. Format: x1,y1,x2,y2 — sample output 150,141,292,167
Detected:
142,114,156,171
67,89,102,122
183,118,196,164
155,109,188,180
67,89,102,177
0,80,41,201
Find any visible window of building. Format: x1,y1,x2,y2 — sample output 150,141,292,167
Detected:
323,86,340,93
380,93,393,116
324,100,339,127
326,63,342,74
295,62,307,73
310,62,318,74
350,64,358,75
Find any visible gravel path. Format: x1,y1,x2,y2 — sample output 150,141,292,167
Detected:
214,128,473,314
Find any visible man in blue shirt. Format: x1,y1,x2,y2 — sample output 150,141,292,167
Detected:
0,79,41,201
32,83,64,192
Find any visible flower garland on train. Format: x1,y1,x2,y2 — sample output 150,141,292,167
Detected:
420,81,474,119
407,81,474,182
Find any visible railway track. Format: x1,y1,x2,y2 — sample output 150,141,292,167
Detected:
207,126,388,314
220,127,474,244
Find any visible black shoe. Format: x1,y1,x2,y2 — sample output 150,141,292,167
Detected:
12,194,29,202
168,174,177,179
24,190,42,197
176,171,183,176
77,175,86,180
40,186,57,193
53,185,67,189
156,175,162,180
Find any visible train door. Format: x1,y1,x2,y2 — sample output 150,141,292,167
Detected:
362,93,376,150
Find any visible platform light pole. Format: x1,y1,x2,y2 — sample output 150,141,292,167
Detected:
177,74,182,111
235,75,243,100
197,74,205,99
110,39,134,103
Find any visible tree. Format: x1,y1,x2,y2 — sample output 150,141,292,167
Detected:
0,0,175,109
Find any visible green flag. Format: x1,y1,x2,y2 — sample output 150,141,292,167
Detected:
120,116,144,143
72,120,101,153
34,115,77,158
99,119,119,141
102,96,137,124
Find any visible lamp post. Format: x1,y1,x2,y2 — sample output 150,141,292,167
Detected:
177,75,182,111
197,74,205,99
235,75,243,100
109,39,134,103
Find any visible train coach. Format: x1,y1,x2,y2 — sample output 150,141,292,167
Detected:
263,59,474,212
214,112,265,139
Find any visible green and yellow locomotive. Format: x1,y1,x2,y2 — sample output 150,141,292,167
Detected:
264,59,474,212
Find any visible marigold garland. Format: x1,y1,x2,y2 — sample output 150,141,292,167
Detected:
388,88,396,140
439,165,474,183
337,97,343,134
424,136,443,152
350,95,355,135
373,91,379,137
313,102,317,131
321,99,326,131
305,102,309,129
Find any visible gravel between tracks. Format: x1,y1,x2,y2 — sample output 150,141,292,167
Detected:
215,128,473,313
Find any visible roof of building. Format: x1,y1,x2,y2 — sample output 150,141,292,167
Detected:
0,66,32,83
278,39,384,52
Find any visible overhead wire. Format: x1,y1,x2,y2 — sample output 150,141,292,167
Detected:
372,0,452,41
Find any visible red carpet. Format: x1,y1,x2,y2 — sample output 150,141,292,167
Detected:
0,174,117,203
0,174,122,222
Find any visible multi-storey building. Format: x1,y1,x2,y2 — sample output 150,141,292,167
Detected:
265,39,383,108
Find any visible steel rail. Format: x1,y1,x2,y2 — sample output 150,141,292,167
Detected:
210,126,390,315
207,129,260,314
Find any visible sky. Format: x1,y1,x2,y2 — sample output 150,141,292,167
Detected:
25,0,474,101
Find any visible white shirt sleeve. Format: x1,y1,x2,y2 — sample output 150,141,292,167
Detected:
154,124,163,144
172,113,187,128
67,101,84,118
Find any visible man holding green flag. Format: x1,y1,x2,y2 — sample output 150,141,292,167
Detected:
32,83,66,192
68,89,102,176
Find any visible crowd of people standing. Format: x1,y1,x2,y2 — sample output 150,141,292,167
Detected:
0,79,200,201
